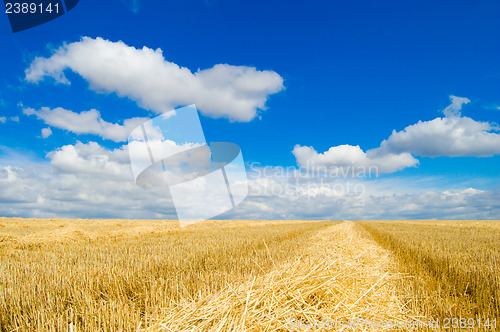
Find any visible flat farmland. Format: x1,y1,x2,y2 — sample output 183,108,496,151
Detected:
0,218,498,331
359,220,500,329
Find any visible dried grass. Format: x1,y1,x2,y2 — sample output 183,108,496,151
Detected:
360,220,500,326
0,219,333,331
146,222,414,331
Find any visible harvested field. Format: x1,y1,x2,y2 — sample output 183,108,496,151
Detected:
0,219,333,331
360,220,500,330
147,221,413,331
1,218,498,331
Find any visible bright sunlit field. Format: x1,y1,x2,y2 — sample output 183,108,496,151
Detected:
360,220,500,328
0,218,498,331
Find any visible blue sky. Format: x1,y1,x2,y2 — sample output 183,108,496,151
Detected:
1,0,499,219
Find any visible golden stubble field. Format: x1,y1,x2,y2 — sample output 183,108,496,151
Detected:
0,218,499,331
359,220,500,328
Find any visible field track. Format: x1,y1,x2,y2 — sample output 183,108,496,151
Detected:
2,219,498,331
146,221,414,331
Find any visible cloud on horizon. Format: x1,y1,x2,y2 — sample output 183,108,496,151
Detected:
0,142,499,220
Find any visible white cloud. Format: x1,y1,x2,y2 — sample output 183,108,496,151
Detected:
25,37,284,122
47,141,131,178
224,167,500,220
23,106,148,142
41,127,52,138
48,141,208,186
0,141,218,218
442,95,470,117
0,116,19,124
0,149,174,219
293,144,418,174
379,96,500,157
226,180,499,221
1,147,499,220
293,96,500,173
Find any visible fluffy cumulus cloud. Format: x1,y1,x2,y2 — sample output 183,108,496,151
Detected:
293,144,418,174
0,117,5,123
379,96,500,157
47,141,131,177
1,146,499,220
25,37,284,122
230,184,500,220
23,106,148,142
294,96,500,174
0,142,175,218
221,166,500,220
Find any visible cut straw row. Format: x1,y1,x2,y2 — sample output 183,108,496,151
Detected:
144,222,418,331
